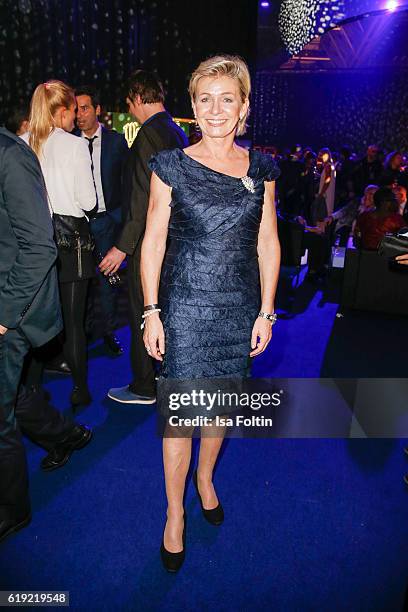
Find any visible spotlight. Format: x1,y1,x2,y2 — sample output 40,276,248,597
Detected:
261,1,270,6
386,0,398,10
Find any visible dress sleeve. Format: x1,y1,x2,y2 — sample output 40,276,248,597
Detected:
148,149,177,188
263,154,281,182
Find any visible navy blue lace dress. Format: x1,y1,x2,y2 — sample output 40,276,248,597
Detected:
148,148,280,380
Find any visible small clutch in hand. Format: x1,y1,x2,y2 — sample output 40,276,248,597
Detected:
378,228,408,259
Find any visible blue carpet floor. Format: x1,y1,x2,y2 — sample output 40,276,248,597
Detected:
0,270,407,611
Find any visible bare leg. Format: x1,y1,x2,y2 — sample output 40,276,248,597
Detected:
197,419,226,509
162,436,192,552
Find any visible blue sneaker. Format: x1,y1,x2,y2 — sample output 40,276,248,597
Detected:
107,385,156,404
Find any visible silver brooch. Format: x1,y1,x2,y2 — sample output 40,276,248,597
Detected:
241,176,255,193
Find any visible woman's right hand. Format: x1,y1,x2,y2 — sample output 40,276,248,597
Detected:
143,313,165,361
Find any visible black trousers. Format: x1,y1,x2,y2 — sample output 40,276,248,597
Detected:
89,209,122,334
59,279,89,391
0,329,73,521
127,253,156,397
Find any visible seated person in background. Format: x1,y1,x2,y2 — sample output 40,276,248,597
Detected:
326,184,378,245
354,183,378,214
393,185,407,221
356,187,406,251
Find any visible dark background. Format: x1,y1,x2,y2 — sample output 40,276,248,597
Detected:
0,0,258,122
2,0,408,151
252,68,408,151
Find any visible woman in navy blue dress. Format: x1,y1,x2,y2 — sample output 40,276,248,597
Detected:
141,55,281,571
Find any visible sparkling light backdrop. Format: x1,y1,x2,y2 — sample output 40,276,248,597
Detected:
0,0,257,124
279,0,345,55
253,70,408,152
278,0,408,55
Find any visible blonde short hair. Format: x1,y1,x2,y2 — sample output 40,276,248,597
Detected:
188,55,251,136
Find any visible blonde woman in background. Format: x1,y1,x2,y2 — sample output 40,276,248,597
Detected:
24,81,96,407
141,55,281,571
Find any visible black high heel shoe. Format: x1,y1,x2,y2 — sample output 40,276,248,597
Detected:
193,470,224,526
160,513,186,573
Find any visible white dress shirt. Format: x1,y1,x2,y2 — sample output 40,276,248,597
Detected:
81,123,106,213
22,128,96,217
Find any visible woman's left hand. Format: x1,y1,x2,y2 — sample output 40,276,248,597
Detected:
250,317,273,357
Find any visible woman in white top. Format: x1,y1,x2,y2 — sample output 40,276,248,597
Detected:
24,80,96,407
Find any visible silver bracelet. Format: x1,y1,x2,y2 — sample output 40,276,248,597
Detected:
140,308,161,330
258,311,277,325
144,303,159,312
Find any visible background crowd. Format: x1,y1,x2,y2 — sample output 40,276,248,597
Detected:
269,143,408,281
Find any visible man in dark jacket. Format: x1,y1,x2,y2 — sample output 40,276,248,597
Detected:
0,128,92,544
100,70,188,404
76,86,129,355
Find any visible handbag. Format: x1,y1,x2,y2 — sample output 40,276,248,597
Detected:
41,172,95,281
53,213,95,279
378,227,408,259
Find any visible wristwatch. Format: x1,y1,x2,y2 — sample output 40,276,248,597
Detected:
258,311,278,325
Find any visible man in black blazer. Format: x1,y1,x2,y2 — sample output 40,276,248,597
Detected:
76,86,129,355
101,71,188,404
0,128,92,544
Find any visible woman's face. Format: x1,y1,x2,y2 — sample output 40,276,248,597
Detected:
60,102,76,133
192,75,248,139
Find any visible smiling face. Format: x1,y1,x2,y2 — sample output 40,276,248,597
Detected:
192,75,248,140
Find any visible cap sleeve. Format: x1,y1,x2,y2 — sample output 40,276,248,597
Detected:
148,149,178,188
262,153,280,182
